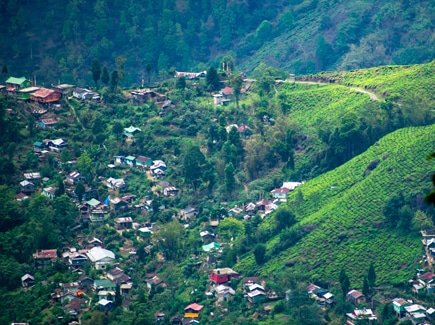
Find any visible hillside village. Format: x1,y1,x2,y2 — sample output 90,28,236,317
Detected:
2,63,435,325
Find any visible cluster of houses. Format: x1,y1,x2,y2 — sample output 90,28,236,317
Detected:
2,76,102,105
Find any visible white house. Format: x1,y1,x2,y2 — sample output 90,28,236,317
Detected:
282,182,303,191
86,247,115,270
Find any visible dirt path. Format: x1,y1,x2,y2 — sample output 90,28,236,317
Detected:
292,80,381,101
65,99,85,129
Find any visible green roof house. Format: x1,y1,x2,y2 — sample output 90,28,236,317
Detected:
123,126,141,138
6,76,31,92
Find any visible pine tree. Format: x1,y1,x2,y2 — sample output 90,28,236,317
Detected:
339,269,350,296
91,59,101,88
362,276,370,297
206,66,220,91
101,67,109,85
367,262,376,288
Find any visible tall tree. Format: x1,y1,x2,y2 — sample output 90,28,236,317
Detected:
362,276,370,297
111,70,119,89
254,244,266,265
367,262,376,288
224,162,236,197
206,66,220,91
91,59,101,88
75,181,85,202
339,269,350,296
274,206,296,231
231,74,243,109
101,66,109,85
183,145,206,192
176,76,186,90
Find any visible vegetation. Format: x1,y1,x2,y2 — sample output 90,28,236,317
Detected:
1,0,435,85
0,58,435,324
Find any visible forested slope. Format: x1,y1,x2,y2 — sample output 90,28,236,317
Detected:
1,0,435,85
237,124,435,285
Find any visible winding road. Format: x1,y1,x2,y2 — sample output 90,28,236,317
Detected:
273,79,382,101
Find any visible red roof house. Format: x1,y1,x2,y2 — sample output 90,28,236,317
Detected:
184,303,204,318
30,88,61,103
209,268,239,284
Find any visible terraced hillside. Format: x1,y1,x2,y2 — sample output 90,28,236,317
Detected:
237,124,435,285
304,60,435,100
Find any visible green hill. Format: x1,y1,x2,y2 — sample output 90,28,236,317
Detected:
237,124,435,285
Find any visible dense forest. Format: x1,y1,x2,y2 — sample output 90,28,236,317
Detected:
1,0,435,86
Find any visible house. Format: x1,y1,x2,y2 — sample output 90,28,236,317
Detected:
61,282,80,293
404,304,427,324
244,202,257,215
202,242,221,252
66,171,84,185
21,274,35,288
123,126,141,139
16,192,30,201
135,156,153,169
346,308,377,325
146,275,166,292
131,89,166,104
184,303,204,318
110,197,129,214
97,299,113,311
64,298,87,317
271,187,290,201
347,289,366,304
209,268,239,284
138,227,153,238
180,206,197,220
243,277,260,287
106,267,130,285
78,275,94,288
5,76,31,92
175,71,207,79
73,87,94,100
392,298,410,317
114,217,133,230
98,290,116,301
237,124,251,137
34,249,58,267
20,180,35,194
30,88,61,103
67,252,88,268
282,182,303,191
52,84,74,95
47,138,67,151
255,199,272,211
86,247,115,270
33,141,47,153
200,230,215,243
113,155,125,165
163,186,179,197
155,312,165,323
17,86,40,100
59,290,78,304
23,172,41,184
38,118,58,129
213,93,225,105
150,160,167,176
93,278,116,292
43,186,57,200
120,283,133,295
228,206,243,217
124,155,136,167
215,284,235,302
247,289,267,304
106,177,126,190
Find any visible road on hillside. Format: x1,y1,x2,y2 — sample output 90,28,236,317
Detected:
272,79,381,101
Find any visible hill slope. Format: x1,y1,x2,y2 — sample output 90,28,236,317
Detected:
0,0,434,84
237,124,435,285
